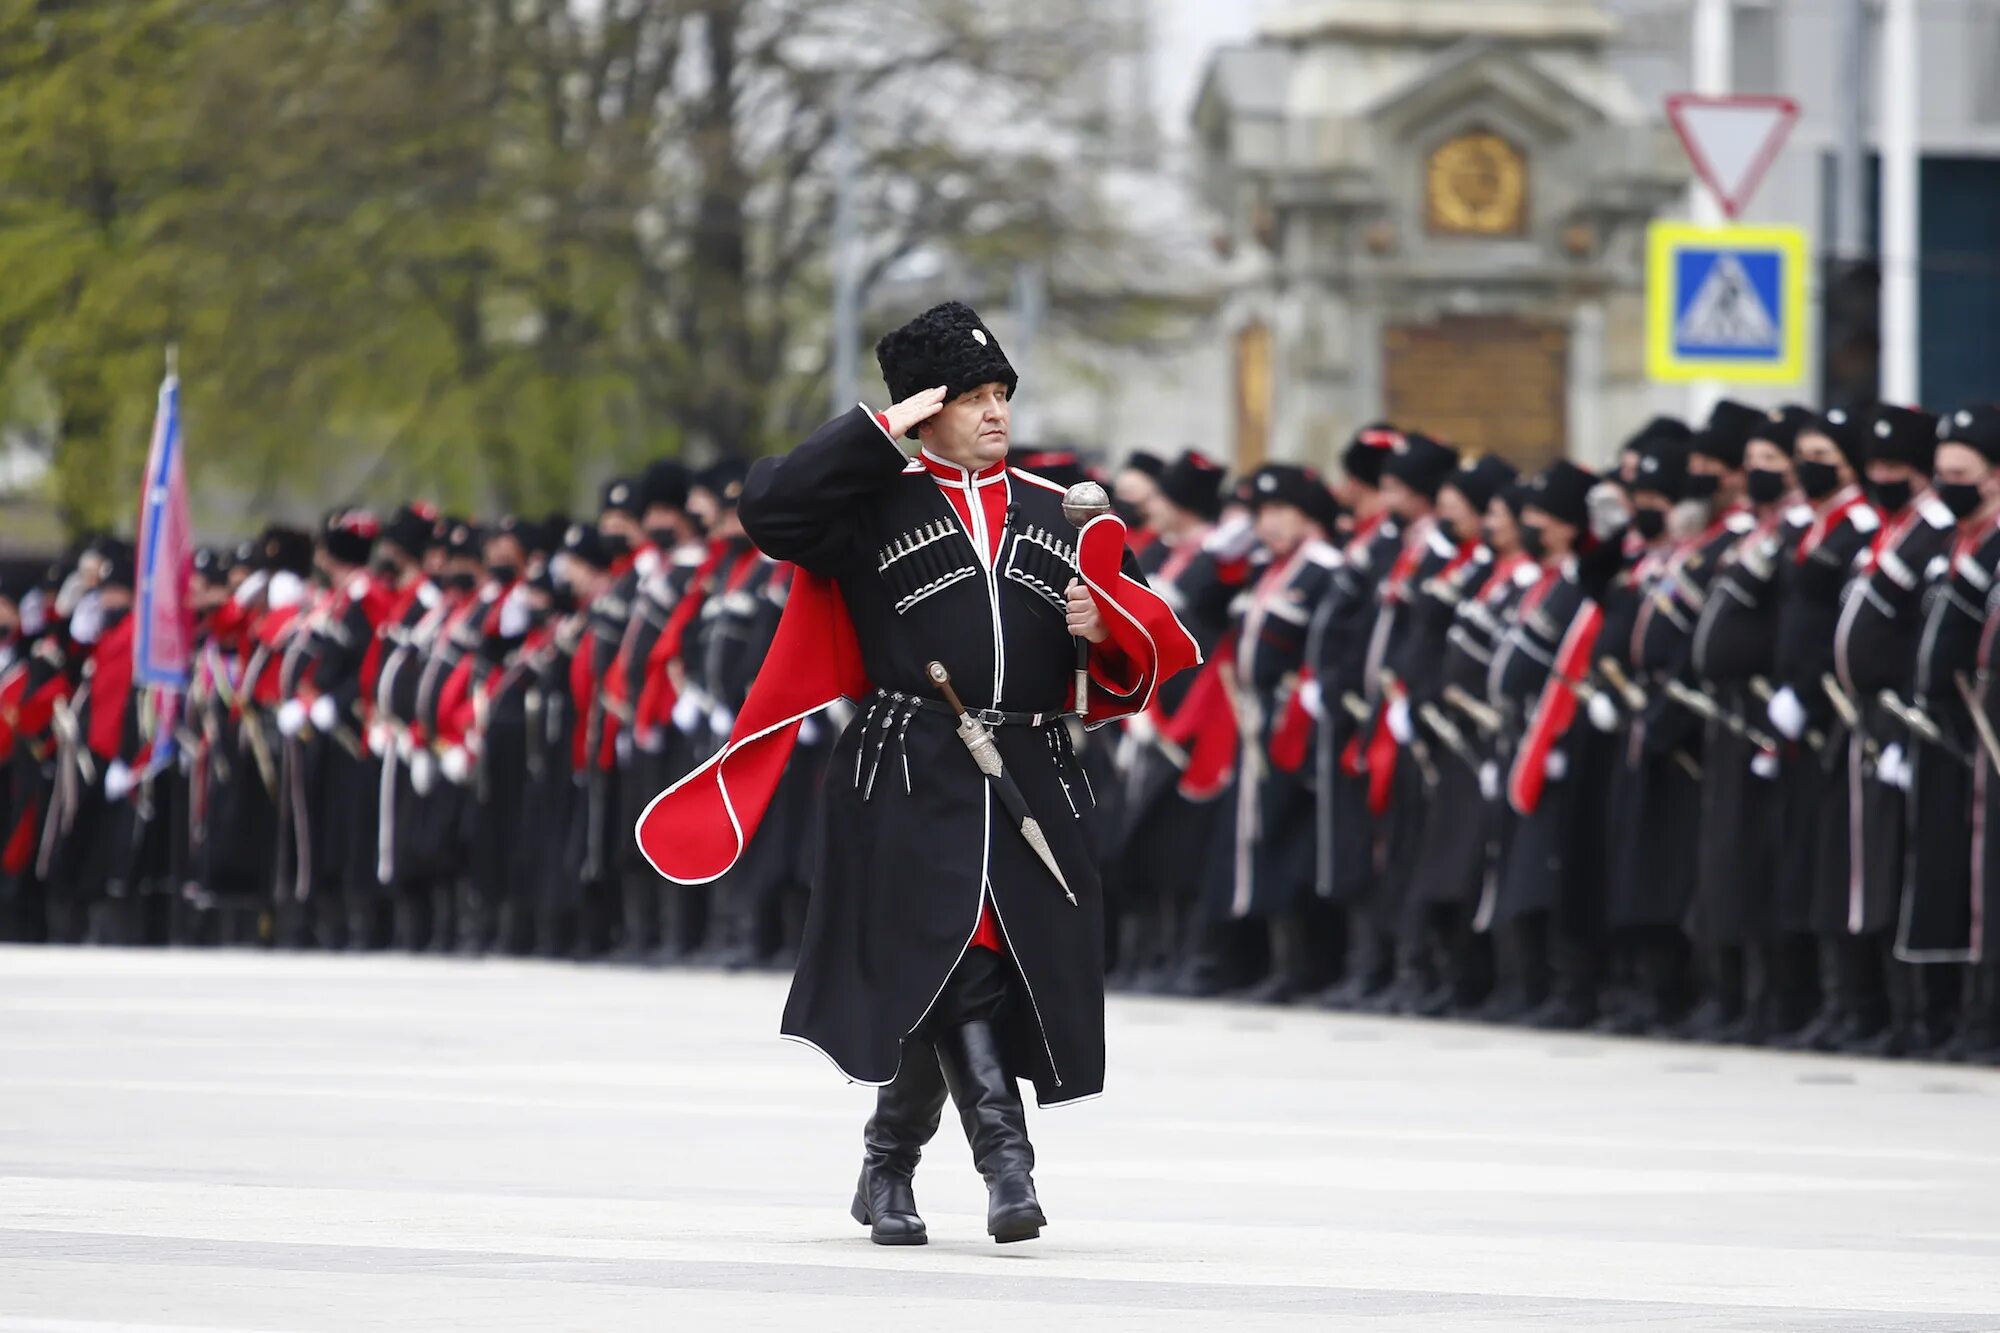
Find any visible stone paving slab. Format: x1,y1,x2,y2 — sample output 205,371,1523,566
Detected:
2,947,1997,1331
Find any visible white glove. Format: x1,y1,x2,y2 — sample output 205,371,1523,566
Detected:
708,704,735,737
233,570,269,607
104,760,137,802
410,749,436,796
1586,482,1632,544
634,724,664,755
367,723,392,757
1876,743,1906,790
1126,710,1158,745
1751,749,1780,780
440,745,471,785
396,730,417,762
1587,691,1620,733
798,716,823,747
497,585,533,638
1478,761,1500,802
1386,697,1413,745
615,732,634,766
1766,686,1806,741
672,693,704,734
1204,511,1259,560
309,695,338,734
276,699,307,738
1299,679,1326,722
1545,749,1569,782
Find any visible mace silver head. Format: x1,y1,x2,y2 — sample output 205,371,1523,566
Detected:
1062,480,1113,530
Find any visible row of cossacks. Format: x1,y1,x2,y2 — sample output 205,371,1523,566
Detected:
5,401,2000,1063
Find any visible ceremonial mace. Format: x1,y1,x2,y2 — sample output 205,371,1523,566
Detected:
1061,481,1113,718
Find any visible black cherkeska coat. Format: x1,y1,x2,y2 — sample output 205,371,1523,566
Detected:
738,407,1177,1108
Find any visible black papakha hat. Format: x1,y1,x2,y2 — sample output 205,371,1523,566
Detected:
1160,449,1226,521
1523,460,1597,529
1872,404,1942,472
1443,454,1518,514
1381,432,1462,501
875,302,1018,438
1250,463,1339,532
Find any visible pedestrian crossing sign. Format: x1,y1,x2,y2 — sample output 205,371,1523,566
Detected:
1646,221,1808,384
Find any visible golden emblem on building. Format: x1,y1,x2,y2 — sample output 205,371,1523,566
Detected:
1426,131,1527,236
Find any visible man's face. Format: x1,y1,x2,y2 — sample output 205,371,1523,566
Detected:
599,509,644,546
1525,509,1575,559
1795,430,1851,484
1435,486,1478,543
1933,443,1997,523
1380,475,1428,524
484,535,526,577
1867,460,1924,491
918,382,1010,468
1114,467,1161,515
1253,502,1312,555
1745,439,1794,487
681,494,716,538
1483,498,1520,555
1138,488,1178,533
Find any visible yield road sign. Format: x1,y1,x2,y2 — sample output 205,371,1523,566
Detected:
1666,94,1800,220
1646,221,1809,384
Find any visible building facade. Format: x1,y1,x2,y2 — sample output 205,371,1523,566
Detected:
1187,0,2000,473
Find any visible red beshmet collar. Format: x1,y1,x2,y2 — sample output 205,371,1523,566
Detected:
920,450,1008,488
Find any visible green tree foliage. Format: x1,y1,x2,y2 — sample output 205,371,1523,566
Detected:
0,0,1133,530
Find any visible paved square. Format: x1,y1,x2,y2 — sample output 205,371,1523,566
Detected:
2,947,1997,1330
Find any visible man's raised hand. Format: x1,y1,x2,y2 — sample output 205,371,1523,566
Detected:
882,385,948,440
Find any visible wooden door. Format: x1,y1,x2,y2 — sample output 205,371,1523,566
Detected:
1383,317,1567,469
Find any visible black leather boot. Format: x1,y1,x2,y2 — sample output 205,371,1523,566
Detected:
850,1042,948,1246
936,1020,1048,1243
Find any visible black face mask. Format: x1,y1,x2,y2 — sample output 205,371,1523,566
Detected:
1936,480,1984,521
644,525,679,551
1746,468,1789,506
600,533,632,561
1683,473,1720,501
445,571,479,595
1870,479,1914,514
1519,523,1547,559
1795,459,1842,500
1633,508,1667,541
488,563,520,585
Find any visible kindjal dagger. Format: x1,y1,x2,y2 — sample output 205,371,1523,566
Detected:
927,661,1077,906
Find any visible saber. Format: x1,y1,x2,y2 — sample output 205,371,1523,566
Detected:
1443,684,1504,738
1665,678,1778,751
1878,689,1944,747
1822,672,1878,765
1418,701,1480,772
927,661,1075,906
1956,671,2000,773
1597,657,1648,711
1061,481,1113,719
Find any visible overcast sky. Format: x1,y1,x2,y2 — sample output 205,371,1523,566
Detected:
1151,0,1270,140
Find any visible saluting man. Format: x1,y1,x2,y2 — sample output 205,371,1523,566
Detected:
638,302,1197,1246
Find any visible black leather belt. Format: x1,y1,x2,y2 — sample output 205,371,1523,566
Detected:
879,690,1065,728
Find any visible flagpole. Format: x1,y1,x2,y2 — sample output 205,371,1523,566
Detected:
1879,0,1920,407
